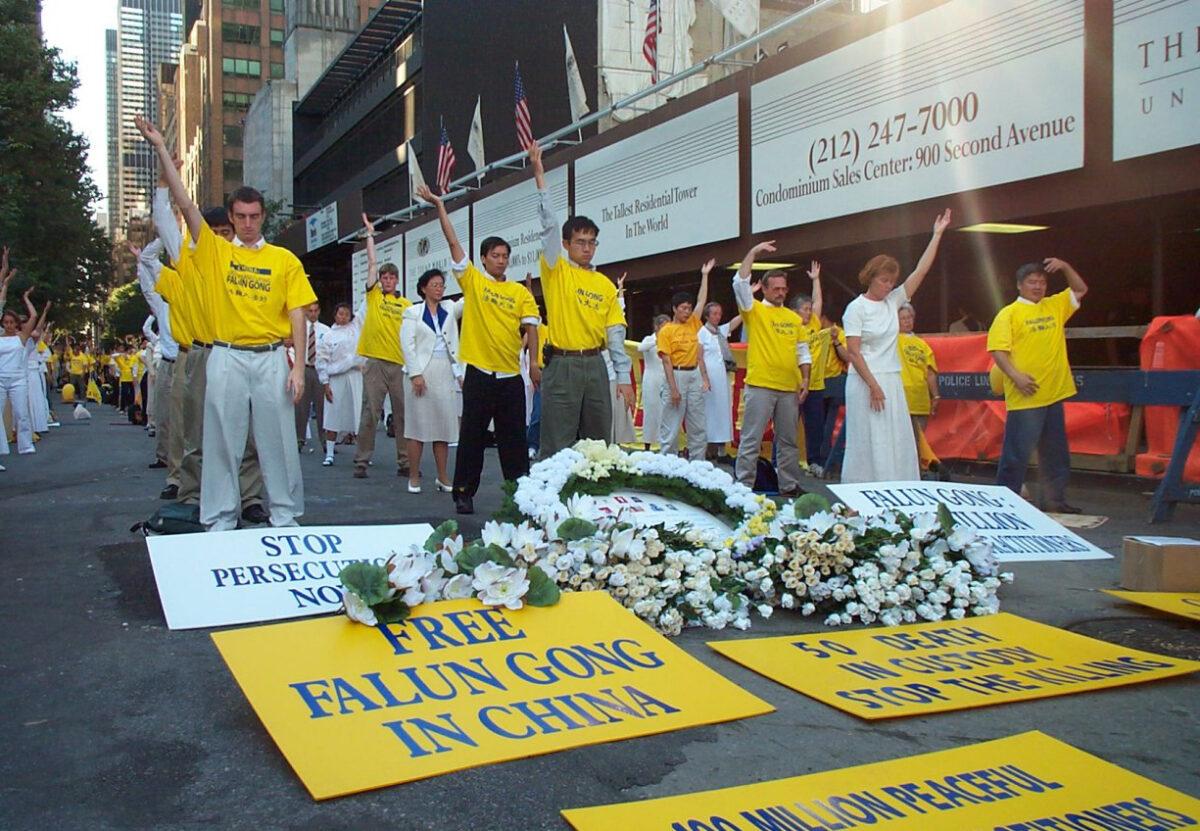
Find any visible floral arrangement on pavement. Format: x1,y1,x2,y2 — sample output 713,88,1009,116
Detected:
340,440,1012,634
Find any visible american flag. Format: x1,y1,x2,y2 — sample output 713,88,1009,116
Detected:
514,61,534,151
436,120,456,195
643,0,661,84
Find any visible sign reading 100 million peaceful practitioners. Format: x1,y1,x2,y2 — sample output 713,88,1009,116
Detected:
575,94,739,266
751,0,1084,231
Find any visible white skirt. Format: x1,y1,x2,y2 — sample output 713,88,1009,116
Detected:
324,370,363,434
842,370,919,483
27,369,49,432
702,356,733,444
641,369,665,445
404,353,460,443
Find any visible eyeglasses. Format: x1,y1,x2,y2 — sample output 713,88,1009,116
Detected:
571,238,600,249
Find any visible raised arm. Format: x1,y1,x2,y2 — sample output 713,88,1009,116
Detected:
529,142,560,268
807,260,823,321
902,209,952,299
362,213,379,290
695,258,714,316
152,160,184,265
1044,258,1088,300
734,241,775,310
0,246,10,308
416,185,466,264
19,289,38,343
135,116,203,242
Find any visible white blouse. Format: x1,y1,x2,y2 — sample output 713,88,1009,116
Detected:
843,285,907,375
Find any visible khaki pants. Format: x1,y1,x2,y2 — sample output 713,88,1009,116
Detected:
539,352,611,458
658,368,707,460
354,358,407,472
294,364,324,444
154,356,177,484
180,345,264,507
735,384,801,494
201,345,302,531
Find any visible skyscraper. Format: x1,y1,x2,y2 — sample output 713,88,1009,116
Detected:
113,0,184,233
105,28,119,239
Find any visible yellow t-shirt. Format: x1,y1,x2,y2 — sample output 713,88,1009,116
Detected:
154,263,196,347
175,233,215,344
742,300,807,392
357,283,412,364
67,350,88,375
191,224,315,345
115,353,138,382
800,316,827,391
986,289,1079,411
898,332,938,416
457,263,541,375
656,314,702,368
533,323,548,368
539,254,625,350
824,326,847,381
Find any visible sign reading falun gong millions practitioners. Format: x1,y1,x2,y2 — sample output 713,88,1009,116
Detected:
472,164,567,277
147,524,432,630
211,591,773,799
1113,0,1200,160
561,731,1200,830
1106,591,1200,622
708,613,1199,720
575,94,739,266
828,481,1110,562
751,0,1084,232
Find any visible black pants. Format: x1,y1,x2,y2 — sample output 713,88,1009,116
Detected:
118,381,135,411
453,365,529,498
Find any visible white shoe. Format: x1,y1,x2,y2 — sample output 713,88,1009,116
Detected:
407,481,422,493
808,464,823,477
322,456,333,466
435,479,453,493
0,464,6,471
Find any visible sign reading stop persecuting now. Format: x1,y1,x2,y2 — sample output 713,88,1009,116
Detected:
707,613,1199,720
212,591,774,800
562,731,1200,830
146,524,433,630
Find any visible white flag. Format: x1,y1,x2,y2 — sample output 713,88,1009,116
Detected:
709,0,759,38
407,140,429,204
563,25,589,122
467,96,485,173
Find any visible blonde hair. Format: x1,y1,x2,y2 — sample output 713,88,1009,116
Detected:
858,254,900,288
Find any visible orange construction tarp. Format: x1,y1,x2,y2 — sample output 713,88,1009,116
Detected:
1136,315,1200,481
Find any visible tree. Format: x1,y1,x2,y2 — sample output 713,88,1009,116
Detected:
103,281,150,340
0,0,112,333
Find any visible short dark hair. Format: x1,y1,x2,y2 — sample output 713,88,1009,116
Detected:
670,291,693,310
1015,262,1047,286
562,215,599,241
203,207,232,228
226,186,266,212
379,262,400,278
416,268,445,298
334,302,353,318
479,236,511,259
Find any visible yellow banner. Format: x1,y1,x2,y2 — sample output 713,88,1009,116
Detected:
707,613,1199,720
562,731,1200,830
1106,590,1200,622
212,591,773,799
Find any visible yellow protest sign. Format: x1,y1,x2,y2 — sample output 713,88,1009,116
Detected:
562,731,1200,830
1106,590,1200,622
707,613,1199,720
212,591,773,799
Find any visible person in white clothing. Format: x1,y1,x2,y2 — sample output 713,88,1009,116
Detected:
133,238,179,479
0,284,44,458
637,314,670,449
25,332,50,434
842,209,952,484
697,300,743,460
316,303,364,465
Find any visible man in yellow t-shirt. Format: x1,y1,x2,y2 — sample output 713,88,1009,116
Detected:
529,141,633,457
114,345,139,412
138,115,315,532
733,241,812,496
789,262,826,471
897,302,941,473
419,185,542,514
656,261,713,459
352,213,413,479
987,258,1088,513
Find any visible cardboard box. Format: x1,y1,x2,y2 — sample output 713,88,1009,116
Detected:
1121,536,1200,591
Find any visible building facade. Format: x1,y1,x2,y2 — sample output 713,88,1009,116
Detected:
105,28,120,239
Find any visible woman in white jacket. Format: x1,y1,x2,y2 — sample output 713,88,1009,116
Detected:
400,269,460,494
636,314,670,449
315,303,364,465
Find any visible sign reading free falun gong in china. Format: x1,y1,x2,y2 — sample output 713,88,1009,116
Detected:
561,731,1200,830
211,591,773,799
708,613,1199,720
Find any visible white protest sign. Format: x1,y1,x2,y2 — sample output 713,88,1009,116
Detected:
1113,0,1200,160
576,94,739,266
828,482,1110,562
404,207,469,300
751,0,1085,232
351,234,403,313
473,165,567,279
146,524,434,630
592,490,734,539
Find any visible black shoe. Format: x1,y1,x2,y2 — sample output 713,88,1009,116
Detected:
454,494,474,515
148,460,167,469
1045,502,1083,514
397,465,410,477
159,484,179,500
241,503,270,524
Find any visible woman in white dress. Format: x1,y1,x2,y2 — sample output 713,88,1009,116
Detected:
316,303,364,466
636,314,670,449
400,269,461,494
0,286,42,460
697,301,743,459
842,209,952,483
25,333,50,434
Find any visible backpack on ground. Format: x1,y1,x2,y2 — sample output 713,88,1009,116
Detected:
132,502,204,535
753,457,779,493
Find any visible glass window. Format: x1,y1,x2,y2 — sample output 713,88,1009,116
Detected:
270,0,283,11
222,57,235,73
223,159,243,182
270,28,283,44
249,59,261,76
223,125,243,146
222,23,259,45
270,62,284,79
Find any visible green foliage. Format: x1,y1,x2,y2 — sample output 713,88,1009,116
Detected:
937,502,956,534
261,196,292,244
525,566,561,607
556,517,598,542
371,596,411,625
793,493,831,519
455,543,490,573
103,282,149,339
338,562,391,605
424,520,459,552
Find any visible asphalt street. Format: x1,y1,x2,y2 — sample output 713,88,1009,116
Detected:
1,394,1197,830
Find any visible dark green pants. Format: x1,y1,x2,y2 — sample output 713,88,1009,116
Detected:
538,353,612,458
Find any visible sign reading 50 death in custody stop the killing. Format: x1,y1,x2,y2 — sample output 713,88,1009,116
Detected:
751,0,1085,232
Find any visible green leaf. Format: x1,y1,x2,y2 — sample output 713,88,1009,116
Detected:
557,517,598,541
525,566,561,607
338,562,391,605
424,520,460,553
793,493,831,519
485,544,516,567
455,543,492,573
373,596,412,625
937,502,956,535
